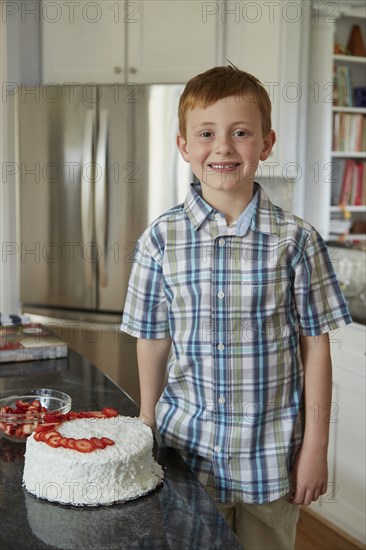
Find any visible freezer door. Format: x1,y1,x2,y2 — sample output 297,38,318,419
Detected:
97,84,190,311
18,86,98,310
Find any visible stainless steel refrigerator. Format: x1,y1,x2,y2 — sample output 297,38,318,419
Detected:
17,84,191,404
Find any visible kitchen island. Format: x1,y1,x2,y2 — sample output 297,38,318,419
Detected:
0,349,242,550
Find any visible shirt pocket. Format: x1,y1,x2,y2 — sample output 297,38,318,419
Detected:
239,266,292,316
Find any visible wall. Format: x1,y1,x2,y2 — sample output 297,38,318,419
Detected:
0,0,41,313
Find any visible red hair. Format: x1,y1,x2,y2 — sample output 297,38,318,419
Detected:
178,65,272,139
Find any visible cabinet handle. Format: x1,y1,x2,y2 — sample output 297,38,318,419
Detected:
129,67,137,74
113,66,122,74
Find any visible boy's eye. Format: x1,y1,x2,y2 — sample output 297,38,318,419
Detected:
199,131,212,138
234,130,248,137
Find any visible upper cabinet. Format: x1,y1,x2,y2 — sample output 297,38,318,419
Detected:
42,0,222,84
42,1,126,83
127,1,221,83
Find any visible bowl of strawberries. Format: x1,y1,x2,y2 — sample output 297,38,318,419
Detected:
0,389,71,442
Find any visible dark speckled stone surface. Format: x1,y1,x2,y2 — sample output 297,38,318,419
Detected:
0,350,242,550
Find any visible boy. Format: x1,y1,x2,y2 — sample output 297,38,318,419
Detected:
121,66,352,550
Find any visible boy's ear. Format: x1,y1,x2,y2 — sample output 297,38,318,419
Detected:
259,130,276,161
176,134,190,163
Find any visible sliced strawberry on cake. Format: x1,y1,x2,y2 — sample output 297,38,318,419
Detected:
74,439,94,453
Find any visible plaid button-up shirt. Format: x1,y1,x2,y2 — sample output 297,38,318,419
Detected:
121,183,352,503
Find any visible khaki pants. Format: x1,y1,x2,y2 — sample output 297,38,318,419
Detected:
205,486,300,550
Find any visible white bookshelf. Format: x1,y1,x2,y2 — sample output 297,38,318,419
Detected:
306,1,366,245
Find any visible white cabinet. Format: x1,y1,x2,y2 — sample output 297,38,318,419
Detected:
42,0,222,84
311,322,366,545
42,1,126,83
127,1,221,83
224,0,306,179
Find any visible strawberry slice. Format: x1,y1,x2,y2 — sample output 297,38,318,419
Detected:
42,430,60,441
100,437,115,446
66,438,77,449
58,437,69,448
75,411,92,419
83,411,97,418
34,424,56,433
43,413,65,424
4,424,15,436
90,437,106,449
22,423,34,436
34,431,44,442
87,411,105,418
15,427,24,438
74,439,94,453
47,434,62,448
101,407,118,418
15,399,29,409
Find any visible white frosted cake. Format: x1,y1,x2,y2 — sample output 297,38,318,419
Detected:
22,411,163,506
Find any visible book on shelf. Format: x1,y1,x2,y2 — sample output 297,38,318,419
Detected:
332,112,365,152
333,65,353,107
329,219,353,235
333,159,366,207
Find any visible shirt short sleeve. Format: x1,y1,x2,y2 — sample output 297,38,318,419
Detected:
293,228,352,335
120,230,170,340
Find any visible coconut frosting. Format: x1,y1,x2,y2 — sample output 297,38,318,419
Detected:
22,416,163,506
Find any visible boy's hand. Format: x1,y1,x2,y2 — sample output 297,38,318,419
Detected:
139,414,156,432
293,334,331,506
290,443,328,506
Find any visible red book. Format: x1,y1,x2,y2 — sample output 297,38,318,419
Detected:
354,163,364,205
361,162,366,206
339,159,356,205
354,114,365,152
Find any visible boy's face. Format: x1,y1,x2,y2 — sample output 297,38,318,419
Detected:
177,95,275,197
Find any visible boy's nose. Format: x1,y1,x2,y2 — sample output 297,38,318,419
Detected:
215,135,234,155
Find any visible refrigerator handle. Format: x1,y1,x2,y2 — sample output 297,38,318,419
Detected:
95,109,109,288
81,110,95,288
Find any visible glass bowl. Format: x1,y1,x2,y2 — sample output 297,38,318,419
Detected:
0,389,71,443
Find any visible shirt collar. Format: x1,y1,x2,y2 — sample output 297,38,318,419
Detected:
183,182,215,230
184,182,279,236
249,183,280,236
235,189,258,236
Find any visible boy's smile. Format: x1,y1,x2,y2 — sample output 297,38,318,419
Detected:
177,95,275,217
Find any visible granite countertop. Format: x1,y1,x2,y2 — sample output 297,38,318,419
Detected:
0,350,242,550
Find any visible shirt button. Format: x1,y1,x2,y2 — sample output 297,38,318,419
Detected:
218,238,225,247
214,445,221,453
214,212,221,220
217,343,225,352
217,290,225,299
218,396,225,404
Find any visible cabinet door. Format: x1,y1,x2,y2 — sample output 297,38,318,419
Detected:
225,0,303,179
127,0,221,83
311,324,366,544
42,0,125,83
